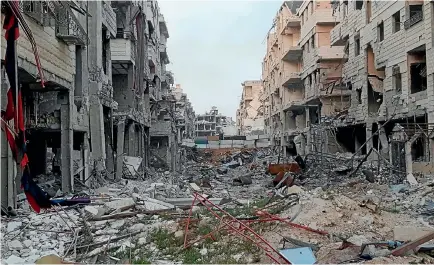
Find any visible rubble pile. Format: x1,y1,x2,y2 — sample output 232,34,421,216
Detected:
3,147,434,264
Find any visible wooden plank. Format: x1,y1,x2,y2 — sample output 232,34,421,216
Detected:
391,231,434,256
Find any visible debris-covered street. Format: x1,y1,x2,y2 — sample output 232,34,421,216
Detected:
3,147,434,264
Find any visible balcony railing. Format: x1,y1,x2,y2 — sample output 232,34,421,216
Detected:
102,1,117,37
55,2,88,45
404,12,423,30
20,1,56,27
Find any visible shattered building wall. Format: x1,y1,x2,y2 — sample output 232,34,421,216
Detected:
263,0,434,178
172,84,196,142
0,0,178,209
195,107,233,137
327,0,434,176
262,1,304,150
111,1,151,180
147,0,179,172
236,80,265,136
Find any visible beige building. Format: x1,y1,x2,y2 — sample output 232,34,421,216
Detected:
236,80,265,136
263,0,434,177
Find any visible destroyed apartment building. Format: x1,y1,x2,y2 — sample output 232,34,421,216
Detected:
195,106,236,137
0,0,181,208
263,0,434,177
236,80,266,136
171,84,196,143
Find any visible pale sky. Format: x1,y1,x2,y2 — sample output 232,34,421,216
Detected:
158,1,281,119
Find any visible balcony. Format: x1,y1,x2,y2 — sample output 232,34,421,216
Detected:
54,2,88,45
159,14,169,38
330,22,343,46
102,1,116,37
282,98,305,111
314,46,346,62
20,1,56,27
404,12,423,30
282,46,302,62
111,39,136,71
281,72,301,87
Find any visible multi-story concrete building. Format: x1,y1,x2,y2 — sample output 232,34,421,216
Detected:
262,1,304,148
0,0,176,208
327,0,434,174
195,107,232,137
263,0,434,177
236,80,266,136
172,84,195,142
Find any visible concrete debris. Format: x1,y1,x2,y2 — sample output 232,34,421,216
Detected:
84,206,105,219
3,147,434,264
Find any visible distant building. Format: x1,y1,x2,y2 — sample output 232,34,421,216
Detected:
195,107,234,137
236,80,265,136
172,84,195,142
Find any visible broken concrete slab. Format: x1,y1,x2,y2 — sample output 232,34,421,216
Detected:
129,223,146,233
84,206,105,219
190,183,202,192
5,255,26,264
163,197,222,207
287,185,304,194
141,197,176,211
8,240,24,250
233,174,253,186
394,226,434,242
6,221,22,233
123,156,143,177
104,198,135,213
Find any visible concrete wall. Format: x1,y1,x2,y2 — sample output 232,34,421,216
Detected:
0,14,74,83
183,139,270,149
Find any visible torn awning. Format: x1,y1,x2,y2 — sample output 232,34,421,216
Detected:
368,76,384,93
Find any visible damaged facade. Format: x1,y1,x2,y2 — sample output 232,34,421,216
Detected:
195,107,235,137
1,0,178,208
263,0,434,178
236,80,266,136
171,84,195,143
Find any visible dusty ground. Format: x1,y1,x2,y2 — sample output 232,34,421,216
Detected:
2,148,434,264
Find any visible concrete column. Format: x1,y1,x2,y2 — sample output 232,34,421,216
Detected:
166,136,172,171
83,133,90,186
365,122,375,160
88,1,106,172
60,91,73,192
115,120,125,180
128,123,135,156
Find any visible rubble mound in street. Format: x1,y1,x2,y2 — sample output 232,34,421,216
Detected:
2,147,434,264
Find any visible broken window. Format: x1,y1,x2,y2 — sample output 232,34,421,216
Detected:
356,88,362,104
355,0,363,10
354,36,360,56
347,81,352,90
392,11,401,33
343,0,348,18
102,28,110,75
377,22,384,42
311,34,315,49
410,63,427,93
392,66,402,92
74,45,83,98
405,4,423,29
